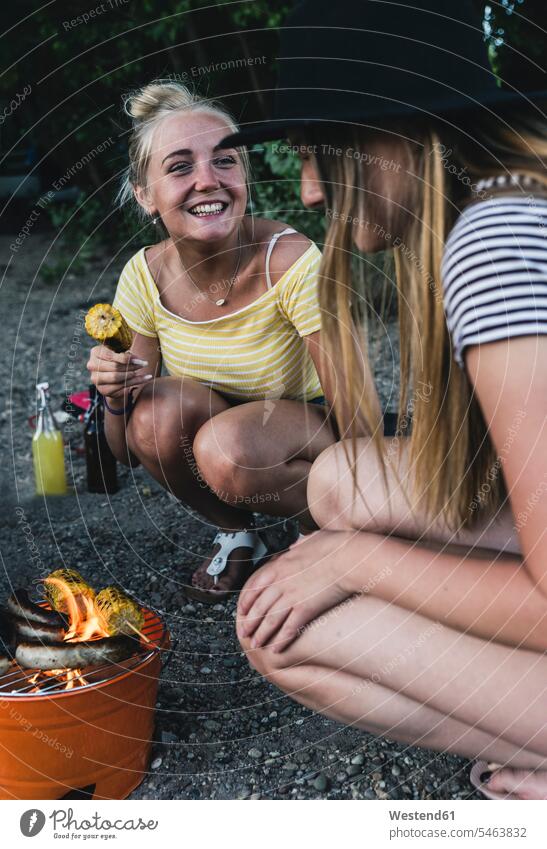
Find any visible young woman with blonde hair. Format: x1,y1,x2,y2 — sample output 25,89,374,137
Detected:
227,0,547,799
87,80,340,602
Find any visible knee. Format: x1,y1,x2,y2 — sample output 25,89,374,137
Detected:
193,415,255,501
308,440,388,532
307,443,352,530
127,380,198,462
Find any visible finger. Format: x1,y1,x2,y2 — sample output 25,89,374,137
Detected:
239,586,282,637
273,610,307,653
92,352,145,371
251,604,292,649
95,347,146,367
238,569,275,616
90,371,153,387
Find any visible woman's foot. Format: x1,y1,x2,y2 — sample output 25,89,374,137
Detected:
484,768,547,800
186,529,268,604
471,761,547,799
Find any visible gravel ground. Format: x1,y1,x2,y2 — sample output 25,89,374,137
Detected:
0,231,478,800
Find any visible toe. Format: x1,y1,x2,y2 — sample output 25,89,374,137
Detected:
488,768,547,800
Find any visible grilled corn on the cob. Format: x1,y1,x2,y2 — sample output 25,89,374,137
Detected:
85,303,133,352
44,568,96,613
95,586,145,637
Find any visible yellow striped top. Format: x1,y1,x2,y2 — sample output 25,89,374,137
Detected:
113,235,323,401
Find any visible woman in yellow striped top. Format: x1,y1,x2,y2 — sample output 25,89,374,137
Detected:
86,81,337,601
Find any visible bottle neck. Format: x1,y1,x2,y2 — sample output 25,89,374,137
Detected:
35,384,59,437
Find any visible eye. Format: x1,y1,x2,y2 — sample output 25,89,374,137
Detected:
168,161,192,174
214,155,236,168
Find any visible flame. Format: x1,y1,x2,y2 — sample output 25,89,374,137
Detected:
28,576,110,692
44,576,109,641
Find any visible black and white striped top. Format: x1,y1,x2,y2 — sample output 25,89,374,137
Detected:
442,195,547,367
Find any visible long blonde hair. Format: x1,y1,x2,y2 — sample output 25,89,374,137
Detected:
312,109,547,530
118,79,250,235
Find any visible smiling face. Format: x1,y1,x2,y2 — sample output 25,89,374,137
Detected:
136,111,247,244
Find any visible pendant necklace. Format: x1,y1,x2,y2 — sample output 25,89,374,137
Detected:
181,229,242,307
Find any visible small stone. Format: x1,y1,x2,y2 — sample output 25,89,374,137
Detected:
283,762,298,772
347,764,362,777
371,771,383,781
391,765,402,776
364,788,376,800
248,748,262,760
204,720,220,731
313,773,328,792
213,604,224,611
151,758,162,770
335,771,347,783
351,754,365,766
161,731,178,744
200,666,212,674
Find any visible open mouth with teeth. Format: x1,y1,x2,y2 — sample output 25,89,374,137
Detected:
187,201,229,218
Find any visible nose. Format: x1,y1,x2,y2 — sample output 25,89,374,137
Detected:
299,159,325,209
193,158,221,192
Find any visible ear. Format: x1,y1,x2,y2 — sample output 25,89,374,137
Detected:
133,184,156,218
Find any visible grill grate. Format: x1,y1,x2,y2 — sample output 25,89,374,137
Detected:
0,606,167,697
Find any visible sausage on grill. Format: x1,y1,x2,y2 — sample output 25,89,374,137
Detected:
15,636,137,670
6,589,65,627
7,614,66,644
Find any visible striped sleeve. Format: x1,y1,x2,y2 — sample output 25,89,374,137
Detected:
441,196,547,367
112,250,158,338
277,243,323,337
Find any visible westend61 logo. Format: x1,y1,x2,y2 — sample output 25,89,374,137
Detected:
19,807,158,838
20,810,46,836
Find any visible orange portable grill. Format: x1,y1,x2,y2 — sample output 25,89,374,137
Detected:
0,606,169,800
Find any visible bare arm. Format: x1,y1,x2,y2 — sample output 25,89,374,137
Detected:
86,333,161,466
337,336,547,650
305,329,381,435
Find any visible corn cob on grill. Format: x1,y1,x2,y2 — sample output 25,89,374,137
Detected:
95,586,145,637
44,568,96,613
85,303,133,352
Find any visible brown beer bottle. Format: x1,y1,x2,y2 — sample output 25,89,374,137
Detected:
84,385,118,494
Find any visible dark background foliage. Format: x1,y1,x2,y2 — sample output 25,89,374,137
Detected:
0,0,545,276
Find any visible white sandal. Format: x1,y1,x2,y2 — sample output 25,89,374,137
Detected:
186,528,268,603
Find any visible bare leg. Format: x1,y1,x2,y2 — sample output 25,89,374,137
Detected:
127,377,265,597
128,381,336,596
237,594,547,772
308,436,520,554
304,443,546,796
194,398,336,529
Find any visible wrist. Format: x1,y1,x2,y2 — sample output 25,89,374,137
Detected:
102,388,136,417
102,394,126,410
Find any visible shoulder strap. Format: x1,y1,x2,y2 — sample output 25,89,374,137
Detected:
265,227,297,290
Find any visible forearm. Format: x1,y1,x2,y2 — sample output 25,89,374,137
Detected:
337,532,547,651
104,392,140,468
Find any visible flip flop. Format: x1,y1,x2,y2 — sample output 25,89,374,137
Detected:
184,529,269,605
469,760,520,800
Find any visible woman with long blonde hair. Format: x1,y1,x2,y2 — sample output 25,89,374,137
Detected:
227,0,547,799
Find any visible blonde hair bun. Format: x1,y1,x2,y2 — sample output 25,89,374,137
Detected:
124,79,197,122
